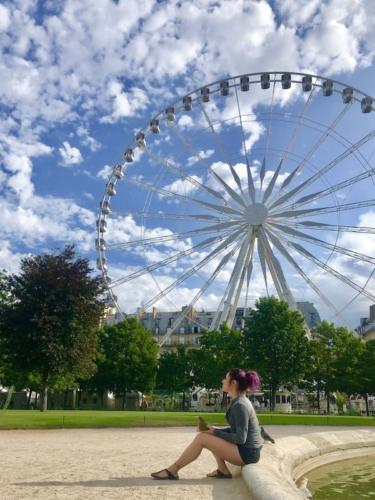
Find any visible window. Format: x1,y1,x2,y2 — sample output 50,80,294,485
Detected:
193,326,200,334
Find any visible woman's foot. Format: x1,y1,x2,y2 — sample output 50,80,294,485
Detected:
151,468,179,480
206,469,232,479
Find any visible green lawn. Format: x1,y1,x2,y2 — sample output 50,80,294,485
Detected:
0,410,374,429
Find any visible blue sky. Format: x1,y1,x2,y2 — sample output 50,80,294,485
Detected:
1,0,375,329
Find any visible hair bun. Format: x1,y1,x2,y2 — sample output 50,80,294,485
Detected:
245,370,260,391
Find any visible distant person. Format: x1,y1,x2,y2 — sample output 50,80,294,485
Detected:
151,368,263,480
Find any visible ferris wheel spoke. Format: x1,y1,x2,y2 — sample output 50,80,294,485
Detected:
269,128,375,211
124,176,242,216
262,158,283,204
144,145,227,204
107,221,243,251
263,81,317,204
264,227,345,321
258,228,296,307
159,240,243,343
273,167,375,212
211,230,254,329
268,103,351,206
171,121,248,209
110,232,233,288
270,222,375,265
225,229,257,327
111,209,228,222
278,235,375,302
143,228,245,312
260,78,277,190
234,83,256,202
198,98,245,197
257,232,268,295
268,199,375,219
282,220,375,234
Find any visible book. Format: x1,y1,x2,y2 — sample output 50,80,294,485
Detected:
197,415,209,431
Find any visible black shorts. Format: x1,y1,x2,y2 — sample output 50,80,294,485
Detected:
237,445,261,465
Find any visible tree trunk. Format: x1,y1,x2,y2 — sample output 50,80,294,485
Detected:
122,391,126,410
40,384,48,412
270,385,276,411
364,393,369,417
63,390,68,410
3,385,15,410
71,389,76,410
101,391,104,409
317,383,321,413
326,391,330,414
27,388,33,409
77,390,82,409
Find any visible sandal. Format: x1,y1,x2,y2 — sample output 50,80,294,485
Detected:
151,468,179,480
206,469,232,479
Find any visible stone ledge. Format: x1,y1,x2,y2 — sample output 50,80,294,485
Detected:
240,429,375,499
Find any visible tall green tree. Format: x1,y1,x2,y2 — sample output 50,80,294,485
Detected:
0,246,104,411
89,318,158,408
243,297,309,410
356,339,375,416
189,325,244,391
308,322,363,413
156,346,193,408
0,270,8,385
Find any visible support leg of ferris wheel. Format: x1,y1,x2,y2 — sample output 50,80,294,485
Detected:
216,228,256,329
225,229,257,328
257,227,297,310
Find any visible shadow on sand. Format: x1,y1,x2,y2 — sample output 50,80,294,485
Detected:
14,475,246,499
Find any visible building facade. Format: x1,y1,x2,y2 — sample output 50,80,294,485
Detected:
355,304,375,341
102,301,321,350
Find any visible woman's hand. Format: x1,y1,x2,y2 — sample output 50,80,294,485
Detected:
202,425,215,434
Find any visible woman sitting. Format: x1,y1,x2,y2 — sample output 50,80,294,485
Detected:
151,368,263,479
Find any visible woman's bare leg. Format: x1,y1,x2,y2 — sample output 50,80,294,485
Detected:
154,432,244,477
210,453,230,474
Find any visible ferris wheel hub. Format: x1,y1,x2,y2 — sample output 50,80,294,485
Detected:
244,202,268,226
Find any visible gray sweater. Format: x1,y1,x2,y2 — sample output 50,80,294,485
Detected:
213,395,263,448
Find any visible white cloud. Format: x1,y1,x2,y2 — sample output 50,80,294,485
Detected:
162,175,202,197
76,126,101,152
101,81,149,123
275,0,320,27
0,195,96,252
187,149,214,166
0,4,11,32
243,120,265,153
59,141,83,166
97,164,113,180
178,115,194,129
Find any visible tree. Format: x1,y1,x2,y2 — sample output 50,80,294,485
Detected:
88,318,159,408
242,297,309,410
189,325,244,392
156,346,193,408
0,246,104,411
308,322,363,413
0,270,7,384
356,339,375,416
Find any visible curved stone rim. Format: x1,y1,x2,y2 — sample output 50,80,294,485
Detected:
239,429,375,499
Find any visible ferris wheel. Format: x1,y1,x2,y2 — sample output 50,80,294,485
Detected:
96,71,375,343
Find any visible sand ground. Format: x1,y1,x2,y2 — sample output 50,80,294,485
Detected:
0,425,372,500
